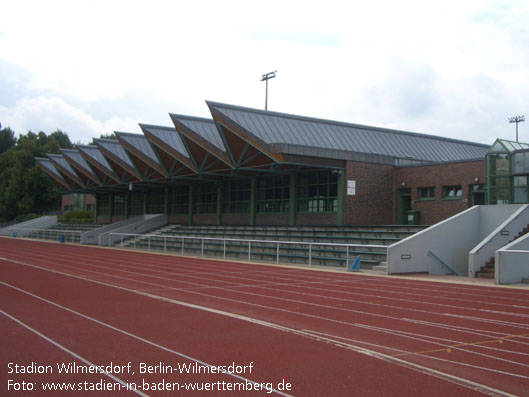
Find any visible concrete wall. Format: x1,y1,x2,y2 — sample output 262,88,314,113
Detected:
387,206,480,275
0,216,57,237
81,214,167,245
468,204,529,276
496,232,529,284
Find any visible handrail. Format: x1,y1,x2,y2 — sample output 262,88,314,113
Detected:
7,227,83,243
108,232,388,268
427,250,459,276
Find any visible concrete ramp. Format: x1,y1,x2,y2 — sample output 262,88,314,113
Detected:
387,205,527,276
496,232,529,284
81,214,168,245
0,216,57,237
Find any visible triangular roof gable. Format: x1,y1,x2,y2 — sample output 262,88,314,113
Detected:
77,145,120,184
47,154,85,188
140,124,197,175
60,149,101,185
35,157,71,190
115,131,167,179
94,139,141,181
170,114,233,170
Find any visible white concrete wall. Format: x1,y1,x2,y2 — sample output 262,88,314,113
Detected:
468,204,529,277
387,206,480,275
0,216,57,237
81,214,167,245
496,232,529,284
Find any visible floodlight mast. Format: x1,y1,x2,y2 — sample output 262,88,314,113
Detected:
261,70,277,111
509,115,525,142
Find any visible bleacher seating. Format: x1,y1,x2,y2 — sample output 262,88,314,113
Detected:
116,224,425,269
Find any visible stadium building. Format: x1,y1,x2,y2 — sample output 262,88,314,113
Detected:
36,101,492,226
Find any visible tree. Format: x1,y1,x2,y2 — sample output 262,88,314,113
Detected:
0,129,73,221
0,126,16,154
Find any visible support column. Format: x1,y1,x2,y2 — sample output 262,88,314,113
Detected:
143,191,148,214
109,193,114,224
337,170,344,226
188,185,193,225
216,184,223,226
289,174,296,226
164,186,169,215
249,178,256,226
124,191,129,219
94,194,99,223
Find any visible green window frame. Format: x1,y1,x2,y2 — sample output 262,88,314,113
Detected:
97,194,110,216
148,190,165,214
129,191,144,216
417,187,435,201
193,183,217,215
256,175,290,213
442,185,462,200
169,186,189,215
223,180,250,213
113,192,125,216
297,171,338,213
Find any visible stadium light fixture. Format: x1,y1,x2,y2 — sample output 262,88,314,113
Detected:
508,115,525,142
261,70,277,111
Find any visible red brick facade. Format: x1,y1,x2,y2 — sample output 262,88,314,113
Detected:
394,160,485,225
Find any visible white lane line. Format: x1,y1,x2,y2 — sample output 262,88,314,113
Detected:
0,259,517,397
0,282,293,397
1,309,148,397
6,252,529,332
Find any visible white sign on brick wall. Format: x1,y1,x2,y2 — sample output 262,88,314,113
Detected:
347,180,356,196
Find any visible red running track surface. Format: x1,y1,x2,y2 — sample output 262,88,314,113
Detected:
1,237,529,396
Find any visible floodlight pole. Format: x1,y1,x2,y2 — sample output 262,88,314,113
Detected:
508,115,525,142
261,70,277,111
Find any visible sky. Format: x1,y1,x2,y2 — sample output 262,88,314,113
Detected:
0,0,528,146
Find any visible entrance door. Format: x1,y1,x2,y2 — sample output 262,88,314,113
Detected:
470,184,485,206
398,188,411,224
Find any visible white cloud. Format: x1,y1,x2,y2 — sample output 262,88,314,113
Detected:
0,96,140,143
0,0,528,145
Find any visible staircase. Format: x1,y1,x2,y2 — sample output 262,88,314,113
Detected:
476,224,529,279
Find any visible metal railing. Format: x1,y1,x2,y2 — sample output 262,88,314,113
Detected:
6,228,83,243
106,232,388,268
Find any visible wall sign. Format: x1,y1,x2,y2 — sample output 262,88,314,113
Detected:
347,180,356,196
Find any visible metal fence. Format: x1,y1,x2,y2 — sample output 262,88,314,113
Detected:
105,232,388,268
7,228,83,243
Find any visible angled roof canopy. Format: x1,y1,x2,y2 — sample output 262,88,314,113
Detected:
115,131,167,179
47,154,84,189
36,157,71,190
37,100,491,193
94,139,141,182
61,148,101,186
170,114,233,172
140,124,197,176
207,101,489,164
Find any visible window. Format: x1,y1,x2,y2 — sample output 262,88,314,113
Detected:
193,183,217,214
442,185,462,199
148,190,165,214
223,180,250,213
169,186,189,215
256,175,290,213
297,171,338,213
97,194,110,216
417,187,435,201
129,192,144,216
513,176,528,204
113,193,125,216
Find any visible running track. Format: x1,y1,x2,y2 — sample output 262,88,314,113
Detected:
1,237,529,396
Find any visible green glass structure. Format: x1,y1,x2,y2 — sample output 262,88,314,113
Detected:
486,139,529,204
